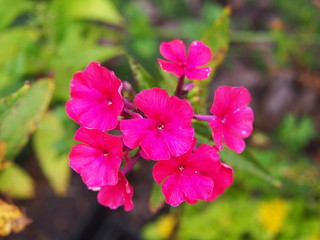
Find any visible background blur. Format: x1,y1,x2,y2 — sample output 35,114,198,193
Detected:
0,0,319,239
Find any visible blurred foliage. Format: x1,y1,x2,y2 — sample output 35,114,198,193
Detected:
275,114,316,153
0,0,319,239
0,199,32,237
271,0,320,70
0,0,124,198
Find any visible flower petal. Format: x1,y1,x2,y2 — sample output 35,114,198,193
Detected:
134,88,169,120
162,173,184,206
160,39,186,62
185,67,211,80
210,86,252,115
165,96,194,125
189,145,221,173
158,59,184,77
223,128,246,153
209,119,224,150
181,169,214,202
67,62,124,131
141,130,171,160
69,144,120,187
73,127,105,149
97,172,134,211
120,118,154,149
207,163,233,201
153,158,179,184
227,107,254,138
162,124,194,157
187,41,212,67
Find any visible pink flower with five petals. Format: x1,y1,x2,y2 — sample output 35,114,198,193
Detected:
158,39,212,80
69,127,123,188
120,88,194,160
66,62,124,131
153,144,233,206
209,86,254,153
97,171,134,211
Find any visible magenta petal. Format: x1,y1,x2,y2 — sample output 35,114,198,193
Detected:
181,169,214,201
65,100,78,122
207,163,233,201
223,128,246,153
120,118,154,149
70,71,102,99
210,86,252,115
187,41,212,67
67,62,124,131
141,130,171,160
185,67,211,80
161,96,194,156
162,173,184,206
74,127,105,149
228,107,254,138
189,145,221,173
97,172,134,211
153,158,179,184
69,145,120,187
160,39,186,62
158,59,184,77
209,120,224,150
164,96,194,125
83,62,120,93
134,88,169,120
162,125,194,157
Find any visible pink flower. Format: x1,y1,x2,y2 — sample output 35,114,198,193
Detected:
69,127,123,188
66,62,124,131
120,88,194,160
153,144,233,206
209,86,254,153
97,171,134,211
158,39,212,80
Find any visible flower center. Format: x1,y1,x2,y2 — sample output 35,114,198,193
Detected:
178,166,184,171
157,123,165,130
221,115,227,124
103,151,109,157
105,97,113,105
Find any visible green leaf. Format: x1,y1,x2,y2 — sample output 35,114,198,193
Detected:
158,70,177,96
220,148,282,188
149,182,165,214
0,163,35,199
193,6,231,114
0,79,54,161
126,53,158,91
58,0,123,26
202,6,231,77
275,114,316,152
0,0,31,30
33,109,72,196
50,22,122,101
193,121,214,145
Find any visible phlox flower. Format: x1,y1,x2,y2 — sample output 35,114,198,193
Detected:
66,62,124,131
209,86,254,153
120,88,194,160
97,171,134,211
158,39,212,80
69,127,123,188
153,144,233,206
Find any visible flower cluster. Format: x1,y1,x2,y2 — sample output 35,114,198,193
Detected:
66,40,254,211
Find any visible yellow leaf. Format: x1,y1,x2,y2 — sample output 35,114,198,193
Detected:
259,198,289,236
0,199,32,237
157,214,177,239
0,141,11,170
